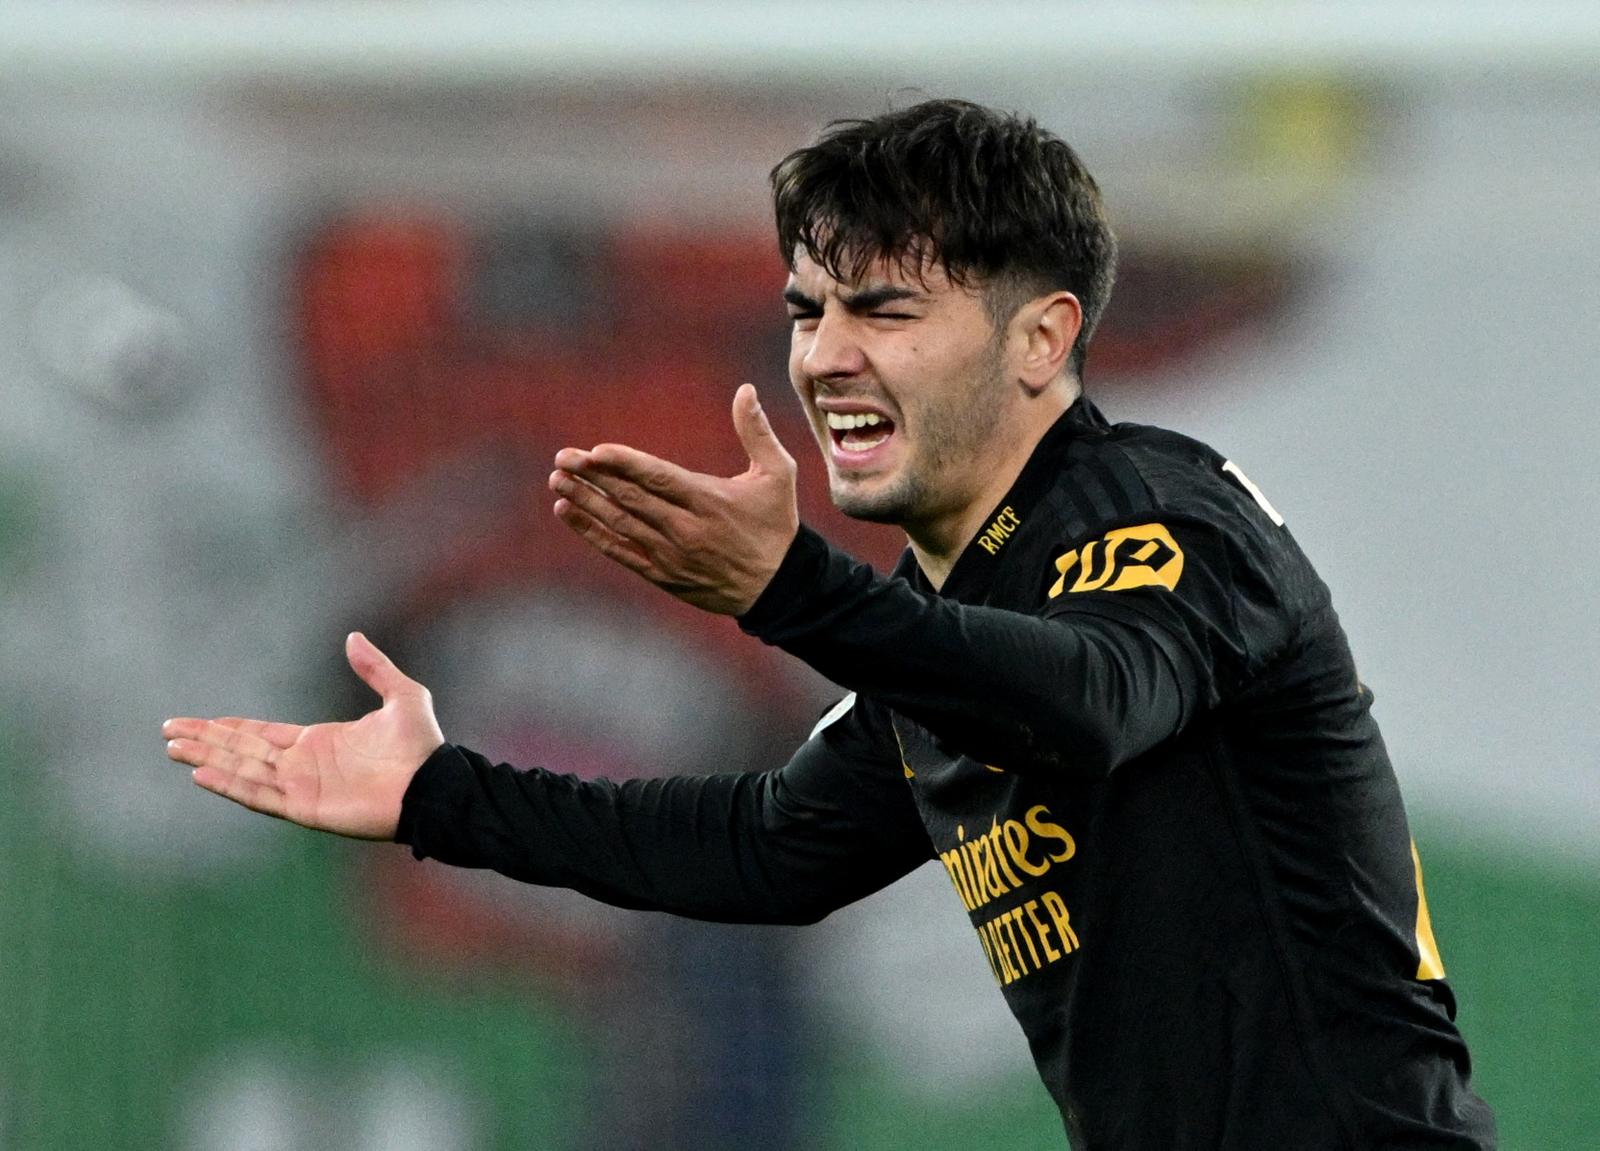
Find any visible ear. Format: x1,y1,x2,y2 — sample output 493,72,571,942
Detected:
1012,291,1083,395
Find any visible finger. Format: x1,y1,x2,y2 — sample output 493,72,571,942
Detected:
189,758,288,820
163,717,272,742
732,384,795,474
553,498,656,576
550,468,677,538
181,718,283,765
170,739,283,800
345,631,419,702
162,717,208,742
166,735,275,779
214,716,304,750
570,444,700,509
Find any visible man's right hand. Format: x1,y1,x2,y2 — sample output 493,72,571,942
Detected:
163,632,445,841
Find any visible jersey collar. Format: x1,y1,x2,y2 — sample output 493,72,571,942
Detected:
893,395,1110,602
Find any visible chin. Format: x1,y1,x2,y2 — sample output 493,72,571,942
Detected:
829,476,917,525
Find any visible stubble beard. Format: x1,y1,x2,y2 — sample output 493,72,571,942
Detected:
830,468,929,525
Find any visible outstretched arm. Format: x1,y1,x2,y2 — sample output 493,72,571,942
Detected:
397,696,932,924
165,638,931,925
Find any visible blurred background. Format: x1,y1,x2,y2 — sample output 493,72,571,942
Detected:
2,3,1597,1148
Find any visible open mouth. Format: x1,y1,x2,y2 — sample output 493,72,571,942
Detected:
825,410,896,455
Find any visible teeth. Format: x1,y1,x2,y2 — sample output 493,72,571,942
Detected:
825,412,885,431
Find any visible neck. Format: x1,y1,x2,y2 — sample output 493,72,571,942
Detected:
907,380,1079,589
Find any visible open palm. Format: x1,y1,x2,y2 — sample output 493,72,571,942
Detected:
164,632,444,840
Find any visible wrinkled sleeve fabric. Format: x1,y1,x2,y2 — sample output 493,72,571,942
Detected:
736,522,1270,779
395,695,934,925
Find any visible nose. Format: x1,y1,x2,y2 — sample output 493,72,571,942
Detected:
798,311,867,381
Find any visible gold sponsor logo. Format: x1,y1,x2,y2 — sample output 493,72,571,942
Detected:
936,806,1083,987
974,890,1081,986
937,808,1075,912
1048,522,1184,597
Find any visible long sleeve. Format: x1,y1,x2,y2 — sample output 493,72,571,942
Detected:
737,526,1204,778
394,694,934,925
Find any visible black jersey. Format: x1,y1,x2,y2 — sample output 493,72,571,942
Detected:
397,398,1496,1150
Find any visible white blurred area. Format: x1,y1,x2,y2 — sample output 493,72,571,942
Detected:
178,1046,479,1151
1,1,1597,1138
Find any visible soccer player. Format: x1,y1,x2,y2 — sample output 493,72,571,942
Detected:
165,100,1496,1149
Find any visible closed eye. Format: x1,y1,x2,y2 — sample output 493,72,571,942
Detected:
783,285,822,324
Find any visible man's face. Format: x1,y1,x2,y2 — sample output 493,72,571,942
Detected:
784,251,1010,529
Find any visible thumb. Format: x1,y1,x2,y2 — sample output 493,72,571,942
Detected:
732,384,794,475
345,631,417,701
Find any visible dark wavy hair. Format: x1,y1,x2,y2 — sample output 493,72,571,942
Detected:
770,99,1118,376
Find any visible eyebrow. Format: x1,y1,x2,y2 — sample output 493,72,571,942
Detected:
840,284,925,311
782,283,926,313
783,285,821,311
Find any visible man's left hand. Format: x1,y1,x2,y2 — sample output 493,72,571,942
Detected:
550,383,800,616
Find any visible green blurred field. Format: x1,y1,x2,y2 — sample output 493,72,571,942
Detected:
2,705,1593,1149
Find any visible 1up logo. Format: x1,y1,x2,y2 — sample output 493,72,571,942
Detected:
1048,523,1184,598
